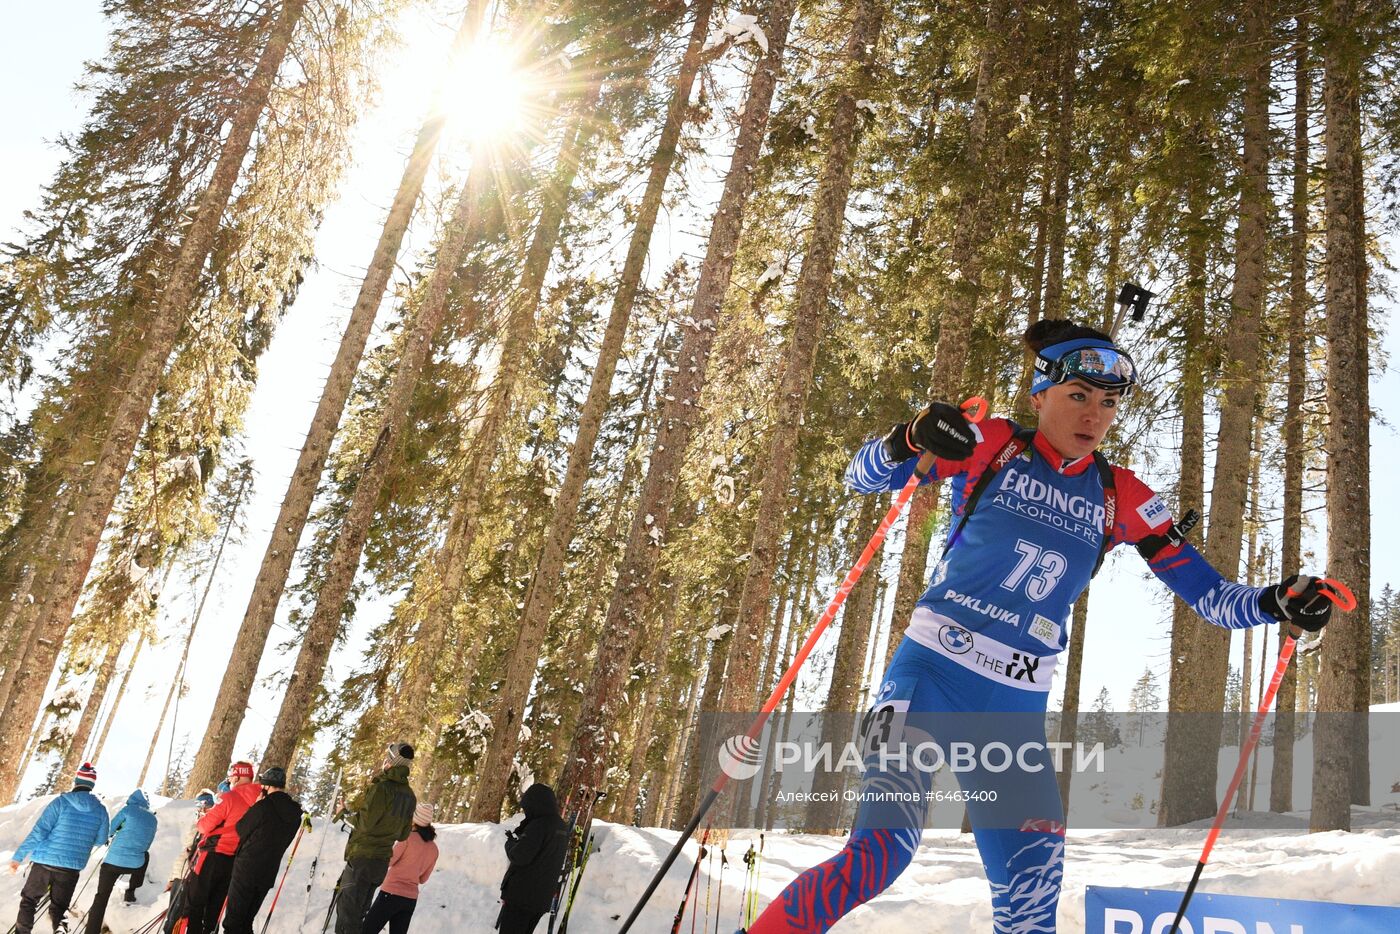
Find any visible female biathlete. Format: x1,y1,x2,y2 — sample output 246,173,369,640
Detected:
747,319,1334,933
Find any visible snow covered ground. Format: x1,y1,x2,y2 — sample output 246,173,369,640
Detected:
2,793,1398,933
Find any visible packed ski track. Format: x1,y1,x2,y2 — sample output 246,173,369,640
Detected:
4,795,1397,932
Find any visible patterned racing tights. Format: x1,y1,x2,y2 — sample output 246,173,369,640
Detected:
749,635,1066,933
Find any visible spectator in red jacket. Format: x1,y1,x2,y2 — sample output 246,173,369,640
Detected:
185,762,261,934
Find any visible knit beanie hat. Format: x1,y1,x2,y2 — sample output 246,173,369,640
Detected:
228,761,255,782
413,802,434,826
257,766,287,789
74,762,97,790
385,742,414,768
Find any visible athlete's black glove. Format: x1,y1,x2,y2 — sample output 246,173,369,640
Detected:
1259,574,1334,632
883,402,976,463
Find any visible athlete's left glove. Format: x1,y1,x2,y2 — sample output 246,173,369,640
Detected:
883,402,977,463
1259,574,1333,632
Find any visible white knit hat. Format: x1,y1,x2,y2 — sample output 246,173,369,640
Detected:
413,802,434,826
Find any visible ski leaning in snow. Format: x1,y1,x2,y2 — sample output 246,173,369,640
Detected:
670,826,710,934
299,769,341,929
543,800,583,934
547,788,598,934
736,834,764,933
555,827,600,934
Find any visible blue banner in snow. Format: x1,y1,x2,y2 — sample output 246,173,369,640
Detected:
1085,885,1400,934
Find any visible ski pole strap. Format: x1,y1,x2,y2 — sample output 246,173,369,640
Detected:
1287,576,1356,611
960,395,989,424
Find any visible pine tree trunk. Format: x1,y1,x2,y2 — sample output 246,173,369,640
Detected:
884,0,1008,670
184,2,486,796
663,663,706,829
539,0,799,801
467,0,747,821
392,88,603,778
670,636,730,826
756,613,802,832
809,497,883,829
1159,144,1210,824
1056,592,1090,814
138,467,252,789
0,506,69,708
90,627,146,765
1272,18,1310,813
0,1,310,798
756,534,814,711
1235,429,1264,813
719,0,884,727
56,636,123,781
261,156,489,770
14,708,54,792
615,589,676,824
467,0,767,817
1159,0,1270,826
1015,157,1054,422
1041,0,1079,319
1247,623,1268,810
1311,0,1370,831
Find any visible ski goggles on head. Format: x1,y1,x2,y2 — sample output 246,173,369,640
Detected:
1031,339,1137,395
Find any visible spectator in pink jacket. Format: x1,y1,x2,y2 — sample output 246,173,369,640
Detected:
362,802,439,934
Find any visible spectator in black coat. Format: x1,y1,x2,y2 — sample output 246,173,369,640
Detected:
220,768,304,934
497,784,569,934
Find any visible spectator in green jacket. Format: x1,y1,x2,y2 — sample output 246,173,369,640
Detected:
332,743,417,934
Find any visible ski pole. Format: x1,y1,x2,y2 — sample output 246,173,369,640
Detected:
1166,577,1355,934
712,848,727,934
65,842,110,924
259,814,311,934
617,397,987,933
670,826,710,934
132,907,170,934
747,833,764,929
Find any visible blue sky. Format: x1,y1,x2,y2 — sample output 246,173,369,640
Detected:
3,3,1396,797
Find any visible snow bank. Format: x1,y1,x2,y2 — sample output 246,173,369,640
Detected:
2,794,1397,932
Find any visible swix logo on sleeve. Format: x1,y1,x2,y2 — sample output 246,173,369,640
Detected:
991,466,1105,545
1136,494,1170,529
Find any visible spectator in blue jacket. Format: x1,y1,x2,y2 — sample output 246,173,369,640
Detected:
81,789,158,934
7,762,109,934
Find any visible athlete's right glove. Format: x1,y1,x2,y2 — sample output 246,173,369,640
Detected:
883,402,977,463
1259,574,1334,632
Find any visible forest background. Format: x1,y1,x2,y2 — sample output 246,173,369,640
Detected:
1,0,1398,831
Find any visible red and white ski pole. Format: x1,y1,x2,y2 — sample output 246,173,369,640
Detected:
1167,576,1357,934
259,815,310,934
617,397,988,933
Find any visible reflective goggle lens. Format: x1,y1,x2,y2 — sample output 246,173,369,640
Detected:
1062,346,1135,386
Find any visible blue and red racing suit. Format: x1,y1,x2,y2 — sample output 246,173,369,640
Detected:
748,417,1274,933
